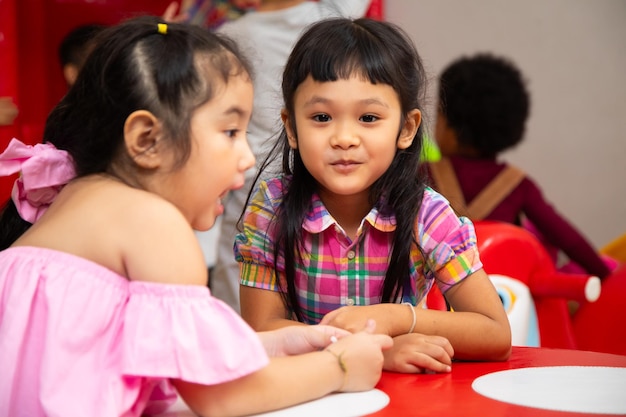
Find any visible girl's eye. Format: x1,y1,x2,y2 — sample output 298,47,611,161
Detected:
360,114,378,123
225,129,239,139
312,114,331,122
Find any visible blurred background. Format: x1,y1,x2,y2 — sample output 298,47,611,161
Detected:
386,0,626,249
0,0,623,249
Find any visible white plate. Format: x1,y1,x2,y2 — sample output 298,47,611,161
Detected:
472,366,626,414
249,389,389,417
159,389,389,417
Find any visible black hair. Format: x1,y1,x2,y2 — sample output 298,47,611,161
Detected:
253,17,428,321
58,24,106,68
0,15,252,250
439,53,530,157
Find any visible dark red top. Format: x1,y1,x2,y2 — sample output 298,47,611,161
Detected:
425,156,611,279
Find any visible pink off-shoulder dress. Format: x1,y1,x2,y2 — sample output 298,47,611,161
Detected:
0,246,269,417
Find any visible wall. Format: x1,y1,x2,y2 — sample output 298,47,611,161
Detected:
386,0,626,248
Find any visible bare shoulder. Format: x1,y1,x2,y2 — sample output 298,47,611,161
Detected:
105,181,208,285
20,177,208,285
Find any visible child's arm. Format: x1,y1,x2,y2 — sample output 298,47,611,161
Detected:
240,285,302,330
436,268,512,361
242,286,457,373
172,321,392,417
522,181,611,279
257,324,352,357
320,304,456,373
320,270,511,363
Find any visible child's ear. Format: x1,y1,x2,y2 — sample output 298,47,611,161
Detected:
63,64,79,87
124,110,163,169
397,109,422,150
281,109,298,149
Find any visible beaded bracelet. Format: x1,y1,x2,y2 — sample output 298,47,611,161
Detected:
402,302,416,334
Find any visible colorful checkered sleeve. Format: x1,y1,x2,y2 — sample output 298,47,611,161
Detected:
235,179,284,291
418,188,483,294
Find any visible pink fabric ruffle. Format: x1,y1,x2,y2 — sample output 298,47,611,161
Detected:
0,138,75,223
123,279,269,385
0,247,269,417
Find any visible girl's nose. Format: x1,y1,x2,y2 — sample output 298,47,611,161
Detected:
330,122,360,149
239,137,256,172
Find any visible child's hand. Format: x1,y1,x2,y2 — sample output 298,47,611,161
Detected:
0,97,18,126
383,333,454,374
320,305,396,336
259,325,351,357
161,2,189,23
326,319,393,392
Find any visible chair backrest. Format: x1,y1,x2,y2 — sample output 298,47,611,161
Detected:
427,220,607,350
473,221,603,350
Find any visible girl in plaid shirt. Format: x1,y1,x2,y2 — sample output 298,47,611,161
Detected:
236,17,512,374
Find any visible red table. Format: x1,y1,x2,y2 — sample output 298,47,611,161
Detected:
368,346,626,417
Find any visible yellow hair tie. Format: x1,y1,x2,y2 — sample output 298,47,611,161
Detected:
157,23,167,35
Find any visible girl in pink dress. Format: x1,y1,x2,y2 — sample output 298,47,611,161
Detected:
0,16,391,417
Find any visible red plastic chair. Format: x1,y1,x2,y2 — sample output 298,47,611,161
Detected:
427,221,616,352
473,221,602,350
573,261,626,355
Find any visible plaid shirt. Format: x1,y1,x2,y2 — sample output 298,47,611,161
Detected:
235,176,482,324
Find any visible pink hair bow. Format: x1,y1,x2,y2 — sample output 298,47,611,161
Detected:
0,138,75,223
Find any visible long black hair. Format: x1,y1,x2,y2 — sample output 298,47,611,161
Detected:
0,16,252,250
253,18,428,321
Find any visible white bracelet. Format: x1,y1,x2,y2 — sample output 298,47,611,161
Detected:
402,302,416,334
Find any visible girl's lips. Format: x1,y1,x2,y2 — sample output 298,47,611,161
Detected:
331,161,361,173
331,159,360,165
230,176,247,191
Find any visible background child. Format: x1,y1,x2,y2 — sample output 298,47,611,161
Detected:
235,17,511,374
0,16,391,417
203,0,372,312
57,23,106,88
427,53,613,280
